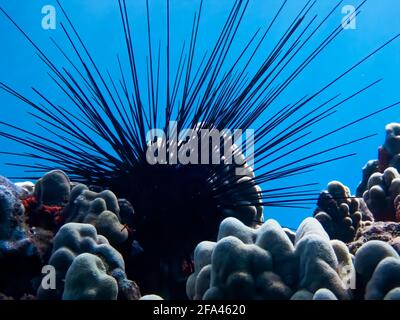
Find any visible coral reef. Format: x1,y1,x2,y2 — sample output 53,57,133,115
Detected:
357,123,400,197
37,223,138,300
362,167,400,222
0,181,25,241
62,253,119,300
34,170,71,207
354,240,400,300
314,181,373,242
356,160,380,197
23,170,70,230
4,122,400,300
187,217,351,300
0,171,144,300
62,185,128,246
0,177,45,299
216,156,264,227
0,176,43,298
188,218,400,301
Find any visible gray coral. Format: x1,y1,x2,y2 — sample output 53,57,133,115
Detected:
62,253,119,300
363,167,400,221
314,181,373,243
34,170,71,206
37,223,136,300
187,217,351,300
354,240,400,300
63,185,128,245
0,176,43,298
357,123,400,197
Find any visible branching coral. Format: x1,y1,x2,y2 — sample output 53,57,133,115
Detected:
314,181,373,242
362,167,400,221
357,123,400,197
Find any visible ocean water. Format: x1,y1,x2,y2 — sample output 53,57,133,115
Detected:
0,0,399,229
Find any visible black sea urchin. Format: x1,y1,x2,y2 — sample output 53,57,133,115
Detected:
0,0,399,297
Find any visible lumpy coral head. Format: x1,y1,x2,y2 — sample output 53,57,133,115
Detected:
314,181,373,242
363,167,400,222
62,185,128,246
34,170,71,207
37,223,128,299
188,217,352,300
62,253,118,300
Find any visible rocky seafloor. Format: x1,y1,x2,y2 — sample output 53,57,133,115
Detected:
2,123,400,300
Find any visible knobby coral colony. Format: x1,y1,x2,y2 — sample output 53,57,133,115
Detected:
0,0,399,299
